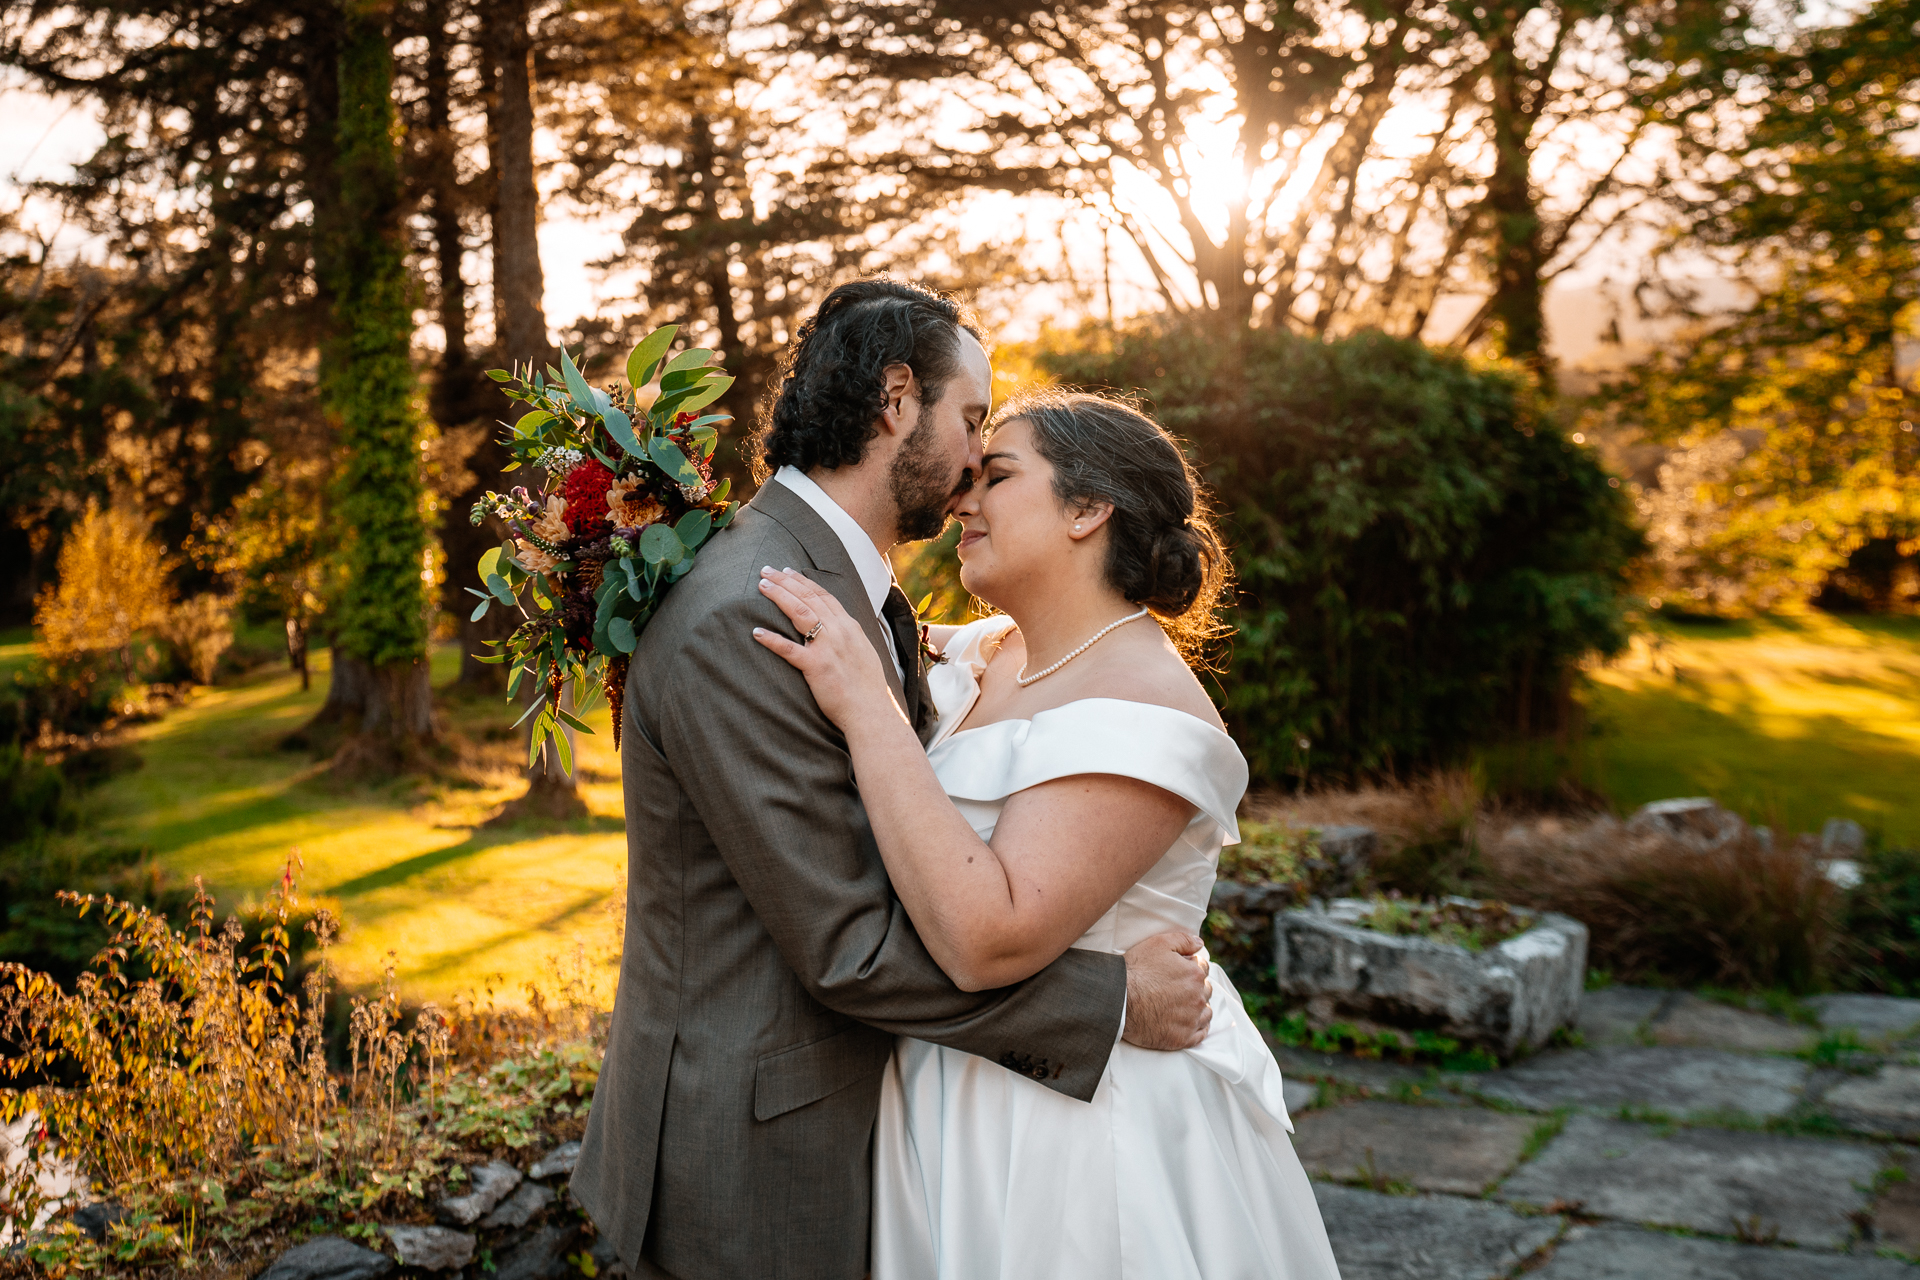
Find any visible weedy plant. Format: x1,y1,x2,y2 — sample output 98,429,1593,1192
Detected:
0,857,605,1275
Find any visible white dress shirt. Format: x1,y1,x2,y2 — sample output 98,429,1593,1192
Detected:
772,466,904,681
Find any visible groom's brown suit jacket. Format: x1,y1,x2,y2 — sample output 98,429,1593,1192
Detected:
571,480,1129,1280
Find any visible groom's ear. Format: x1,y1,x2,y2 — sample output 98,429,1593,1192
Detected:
878,363,917,437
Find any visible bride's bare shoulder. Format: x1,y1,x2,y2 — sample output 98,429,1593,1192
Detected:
1081,628,1225,729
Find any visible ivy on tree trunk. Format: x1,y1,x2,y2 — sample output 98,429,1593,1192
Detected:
318,0,435,765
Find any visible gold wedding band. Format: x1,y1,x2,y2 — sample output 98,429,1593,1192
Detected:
803,621,825,643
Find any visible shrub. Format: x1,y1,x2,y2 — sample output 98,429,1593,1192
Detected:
162,593,235,685
1840,843,1920,995
1027,320,1643,783
1481,817,1840,991
0,743,70,841
34,500,175,680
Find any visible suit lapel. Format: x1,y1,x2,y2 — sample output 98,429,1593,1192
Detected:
750,482,913,718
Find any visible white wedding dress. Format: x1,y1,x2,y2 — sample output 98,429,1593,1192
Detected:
872,615,1341,1280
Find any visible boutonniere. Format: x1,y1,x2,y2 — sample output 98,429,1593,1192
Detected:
915,594,948,667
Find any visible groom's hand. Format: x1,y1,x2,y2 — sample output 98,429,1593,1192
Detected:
1120,931,1213,1050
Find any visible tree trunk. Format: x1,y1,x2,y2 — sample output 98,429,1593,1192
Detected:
1482,12,1549,380
483,0,579,809
308,0,438,773
488,0,549,362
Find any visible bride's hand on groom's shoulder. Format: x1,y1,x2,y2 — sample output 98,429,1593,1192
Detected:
753,566,901,731
1120,931,1214,1051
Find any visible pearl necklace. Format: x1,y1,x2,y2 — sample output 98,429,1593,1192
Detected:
1015,608,1151,686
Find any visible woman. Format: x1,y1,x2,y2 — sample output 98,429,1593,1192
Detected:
751,390,1340,1280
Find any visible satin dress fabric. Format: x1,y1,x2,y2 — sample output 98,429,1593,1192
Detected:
871,615,1342,1280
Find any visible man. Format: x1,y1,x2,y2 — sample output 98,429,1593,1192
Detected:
573,278,1214,1279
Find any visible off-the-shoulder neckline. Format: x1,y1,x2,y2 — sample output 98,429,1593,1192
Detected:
935,696,1232,746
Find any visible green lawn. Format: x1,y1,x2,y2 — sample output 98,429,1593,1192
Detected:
1586,614,1920,845
20,610,1918,1003
48,643,628,1004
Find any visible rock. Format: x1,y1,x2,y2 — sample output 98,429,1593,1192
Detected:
257,1237,394,1280
1311,825,1378,896
1626,797,1746,846
1871,1160,1920,1256
528,1140,582,1181
1533,1222,1911,1279
1823,817,1869,860
1465,1046,1809,1119
435,1159,522,1226
1810,994,1920,1042
1265,1038,1439,1093
382,1225,475,1272
1496,1115,1880,1248
69,1202,128,1243
492,1225,578,1280
1649,994,1815,1053
1273,898,1588,1057
1826,1065,1920,1139
1825,859,1865,890
589,1235,630,1279
1313,1182,1561,1279
479,1181,556,1231
1282,1078,1317,1117
1572,987,1667,1046
1291,1100,1539,1195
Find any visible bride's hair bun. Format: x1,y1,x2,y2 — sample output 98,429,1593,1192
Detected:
990,389,1230,661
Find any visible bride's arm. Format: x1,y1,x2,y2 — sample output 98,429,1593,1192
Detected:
754,569,1195,992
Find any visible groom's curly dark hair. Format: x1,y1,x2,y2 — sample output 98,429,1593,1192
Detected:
753,278,986,480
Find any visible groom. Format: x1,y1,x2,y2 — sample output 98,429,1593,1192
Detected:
572,278,1215,1279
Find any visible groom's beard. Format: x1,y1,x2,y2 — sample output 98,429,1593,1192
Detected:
891,418,958,543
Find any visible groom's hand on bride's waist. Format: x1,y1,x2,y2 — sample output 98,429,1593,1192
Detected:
1119,931,1213,1050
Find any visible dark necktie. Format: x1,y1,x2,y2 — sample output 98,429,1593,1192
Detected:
881,585,931,734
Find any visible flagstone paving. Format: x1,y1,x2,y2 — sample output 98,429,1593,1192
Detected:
1495,1115,1882,1248
1292,1099,1541,1195
1460,1045,1810,1118
1530,1224,1916,1279
1311,1184,1561,1280
1280,989,1920,1276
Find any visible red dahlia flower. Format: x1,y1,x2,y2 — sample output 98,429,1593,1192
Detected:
561,459,614,539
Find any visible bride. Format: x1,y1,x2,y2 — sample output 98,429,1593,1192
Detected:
752,390,1340,1280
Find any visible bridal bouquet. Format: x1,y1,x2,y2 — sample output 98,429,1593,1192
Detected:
468,325,736,769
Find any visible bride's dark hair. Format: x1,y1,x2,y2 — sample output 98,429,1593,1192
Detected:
991,389,1232,663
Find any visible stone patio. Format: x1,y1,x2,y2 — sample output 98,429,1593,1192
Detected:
1286,987,1920,1276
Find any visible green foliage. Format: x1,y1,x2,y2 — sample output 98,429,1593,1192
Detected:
323,9,435,674
1618,0,1920,611
1841,843,1920,995
1027,319,1642,782
0,743,71,842
1354,893,1531,954
1262,1009,1499,1072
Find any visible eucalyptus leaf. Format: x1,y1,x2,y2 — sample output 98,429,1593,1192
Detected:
560,350,597,410
712,477,732,503
470,598,491,622
622,555,643,600
648,437,702,486
638,523,684,566
485,573,516,606
478,547,503,580
663,348,716,374
601,404,642,457
675,509,712,549
627,325,679,389
609,616,638,653
513,410,554,439
671,375,733,416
